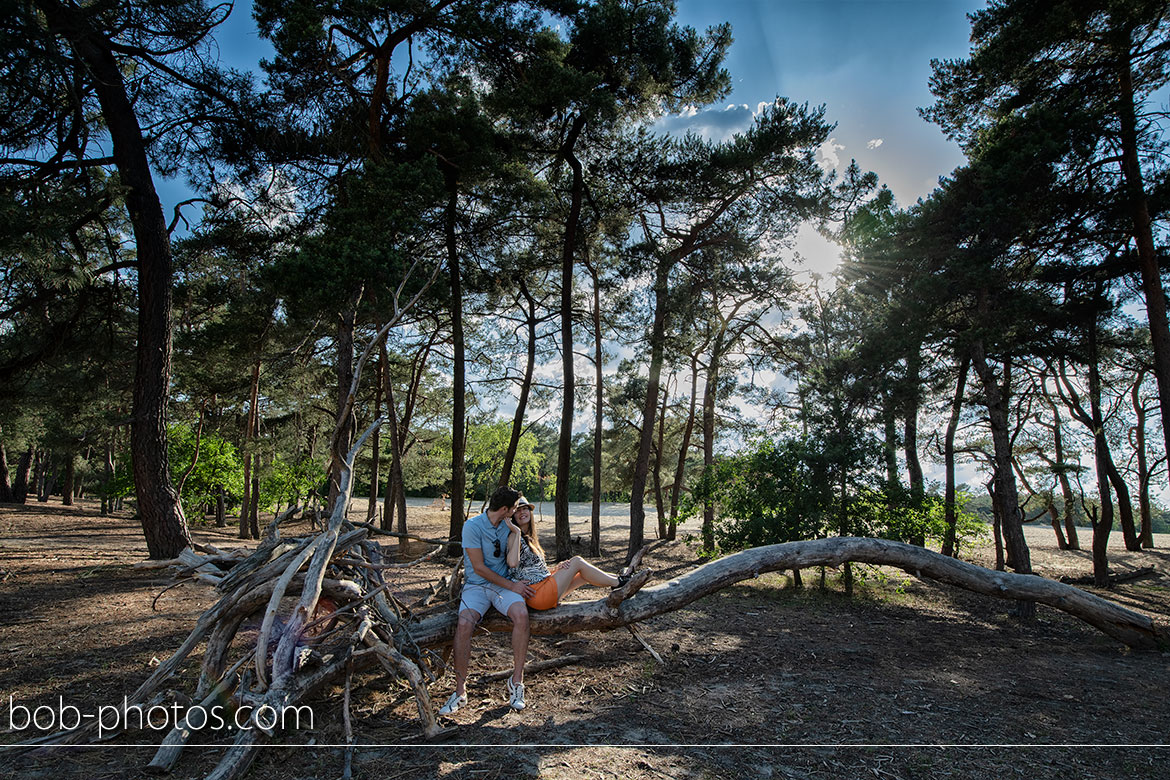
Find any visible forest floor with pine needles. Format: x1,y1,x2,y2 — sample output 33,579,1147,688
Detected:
1,499,1169,780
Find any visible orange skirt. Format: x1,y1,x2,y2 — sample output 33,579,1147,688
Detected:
524,575,559,610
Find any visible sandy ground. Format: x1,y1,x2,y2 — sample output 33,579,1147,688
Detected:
1,500,1169,779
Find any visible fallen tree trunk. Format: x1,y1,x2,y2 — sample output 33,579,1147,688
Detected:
1060,566,1158,587
401,537,1168,652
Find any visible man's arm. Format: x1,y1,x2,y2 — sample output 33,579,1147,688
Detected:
467,547,534,597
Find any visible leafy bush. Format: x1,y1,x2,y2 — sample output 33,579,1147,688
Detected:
105,423,244,513
690,435,986,555
688,436,834,553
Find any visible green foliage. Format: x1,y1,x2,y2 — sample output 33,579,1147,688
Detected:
863,488,988,554
258,454,323,512
106,424,244,514
465,420,541,502
691,436,987,556
689,436,834,553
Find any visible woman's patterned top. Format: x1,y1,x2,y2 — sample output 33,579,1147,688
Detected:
509,535,552,583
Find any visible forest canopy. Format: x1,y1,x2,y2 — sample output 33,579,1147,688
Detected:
2,0,1169,592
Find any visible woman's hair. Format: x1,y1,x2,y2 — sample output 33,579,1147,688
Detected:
515,505,544,558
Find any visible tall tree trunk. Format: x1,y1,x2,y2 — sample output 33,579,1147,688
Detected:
1131,371,1155,549
380,340,409,538
327,294,359,515
14,444,34,504
1047,502,1069,550
1085,323,1115,587
589,259,604,556
240,358,261,540
101,439,114,516
970,335,1034,618
1102,450,1139,551
366,348,383,523
36,450,51,502
904,346,925,546
653,376,669,539
1118,45,1170,498
215,486,226,528
942,354,969,558
0,434,12,503
41,2,190,556
444,171,466,558
701,329,726,554
629,262,669,563
839,461,853,596
249,452,261,538
556,117,586,563
62,453,75,506
882,394,898,496
501,281,537,487
1050,405,1081,550
669,355,700,542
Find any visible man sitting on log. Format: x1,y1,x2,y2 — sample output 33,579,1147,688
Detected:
439,485,534,715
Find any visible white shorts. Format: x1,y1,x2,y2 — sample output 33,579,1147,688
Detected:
458,582,525,620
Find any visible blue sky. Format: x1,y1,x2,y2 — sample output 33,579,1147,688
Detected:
672,0,978,204
667,0,982,275
212,0,979,205
192,0,983,274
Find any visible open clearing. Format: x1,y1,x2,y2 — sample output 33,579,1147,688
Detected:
2,500,1169,779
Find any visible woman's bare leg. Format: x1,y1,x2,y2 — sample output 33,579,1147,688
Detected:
552,556,618,598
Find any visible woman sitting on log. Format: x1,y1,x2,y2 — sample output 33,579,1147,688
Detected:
504,496,647,610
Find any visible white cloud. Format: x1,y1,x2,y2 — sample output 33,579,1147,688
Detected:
656,103,755,140
817,137,845,170
867,138,884,149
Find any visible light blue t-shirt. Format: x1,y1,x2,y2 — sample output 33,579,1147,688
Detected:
461,511,512,586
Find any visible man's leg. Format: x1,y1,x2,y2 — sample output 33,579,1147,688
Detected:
451,609,480,697
506,600,530,685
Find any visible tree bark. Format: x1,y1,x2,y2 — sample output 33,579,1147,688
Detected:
39,1,191,556
589,259,604,556
1050,404,1081,550
101,437,115,516
942,354,969,557
444,171,466,558
904,345,925,546
629,261,669,563
668,354,700,541
701,329,724,554
653,374,669,539
1047,502,1069,550
0,435,12,503
250,452,261,539
882,392,899,494
970,334,1033,618
1085,322,1117,586
1117,46,1170,500
379,340,409,539
240,358,261,539
500,280,537,487
327,294,359,515
36,449,51,502
556,116,586,562
366,348,383,523
62,453,75,506
13,444,34,504
1130,371,1155,549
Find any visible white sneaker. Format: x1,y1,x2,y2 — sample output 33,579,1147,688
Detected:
506,678,526,711
438,691,467,716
